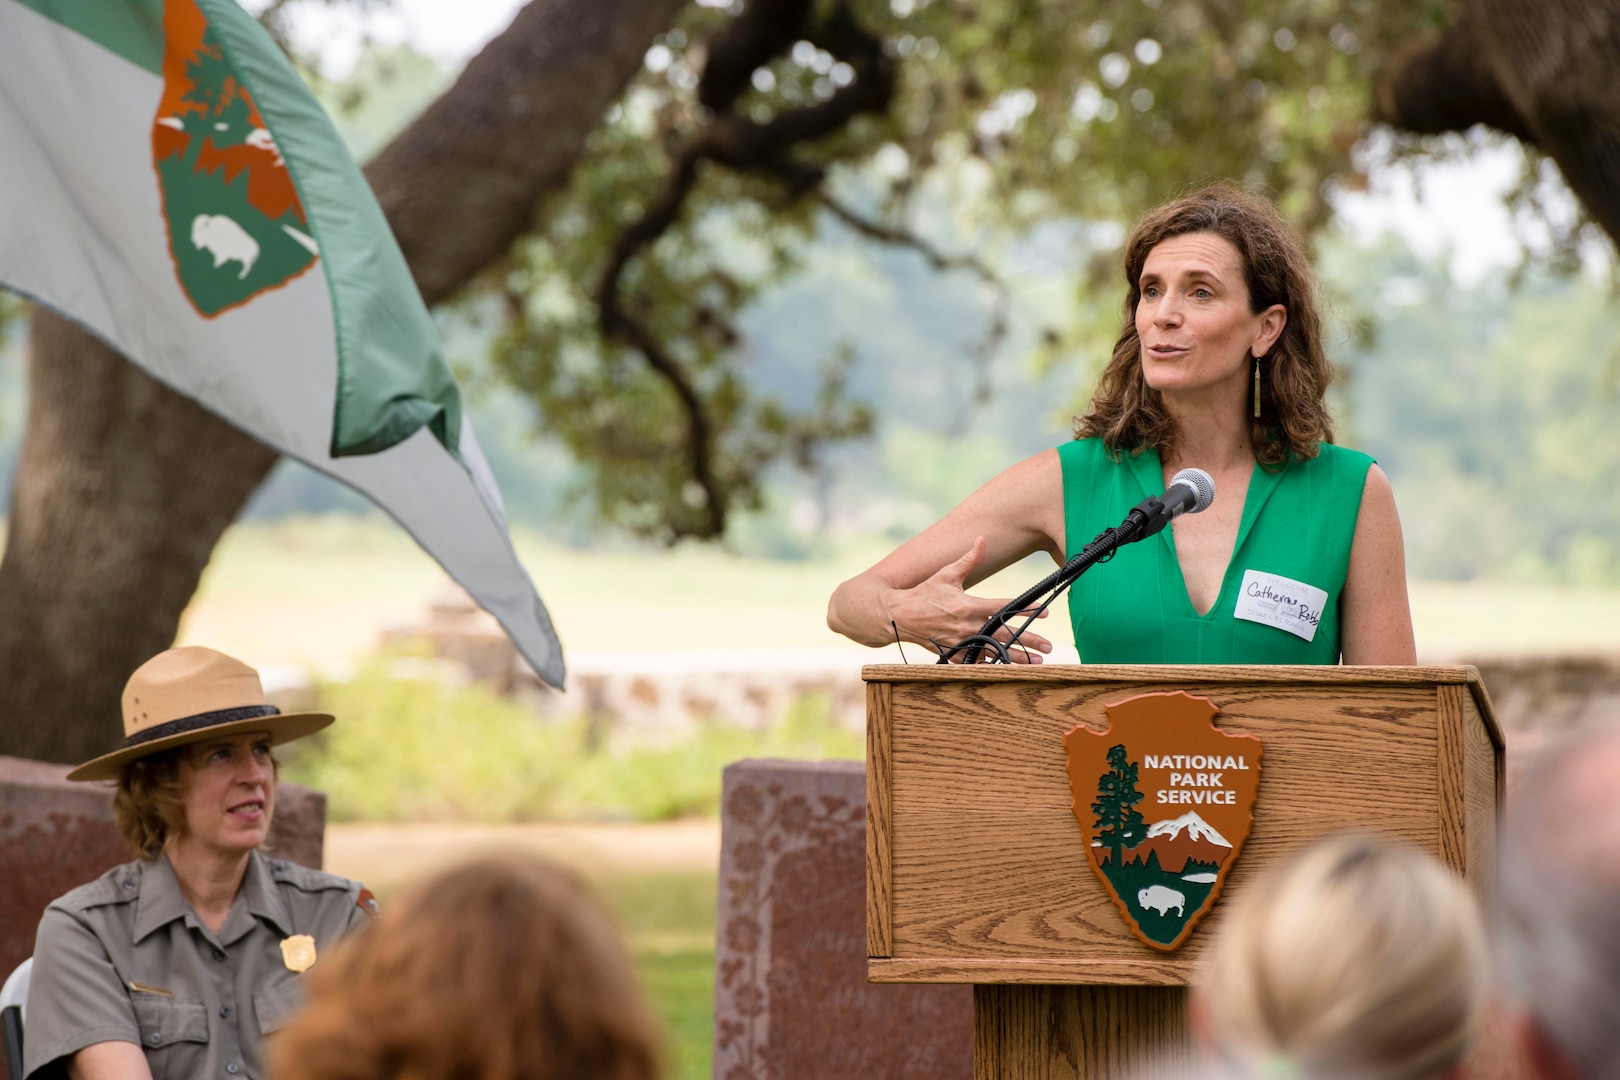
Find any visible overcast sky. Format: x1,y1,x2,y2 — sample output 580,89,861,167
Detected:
262,0,1532,285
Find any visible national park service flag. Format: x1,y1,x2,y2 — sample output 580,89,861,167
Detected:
0,0,565,687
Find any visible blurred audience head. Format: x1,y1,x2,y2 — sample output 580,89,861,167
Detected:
1499,720,1620,1080
270,850,663,1080
1195,834,1488,1080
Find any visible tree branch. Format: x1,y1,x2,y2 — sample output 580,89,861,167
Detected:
818,194,987,275
817,193,1010,419
1465,0,1620,247
594,0,895,538
367,0,687,305
697,0,812,112
1378,0,1620,250
1373,17,1534,141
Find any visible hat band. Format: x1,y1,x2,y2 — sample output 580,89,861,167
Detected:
124,704,283,748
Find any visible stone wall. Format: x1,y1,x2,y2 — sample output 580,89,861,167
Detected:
1473,657,1620,733
1470,657,1620,788
383,587,1620,755
382,586,877,742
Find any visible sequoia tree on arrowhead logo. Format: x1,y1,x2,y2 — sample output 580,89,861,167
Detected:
152,0,317,317
1092,744,1147,868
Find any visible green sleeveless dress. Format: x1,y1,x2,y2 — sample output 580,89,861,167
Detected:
1059,438,1374,664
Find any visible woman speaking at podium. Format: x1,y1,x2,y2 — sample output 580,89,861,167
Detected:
828,183,1415,666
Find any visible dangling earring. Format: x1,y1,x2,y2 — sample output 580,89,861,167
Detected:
1252,357,1262,418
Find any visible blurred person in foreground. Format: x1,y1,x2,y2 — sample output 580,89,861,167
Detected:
1193,835,1489,1080
270,851,663,1080
24,647,373,1080
1498,721,1620,1080
828,182,1415,666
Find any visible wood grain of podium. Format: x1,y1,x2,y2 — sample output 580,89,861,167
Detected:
863,665,1502,1079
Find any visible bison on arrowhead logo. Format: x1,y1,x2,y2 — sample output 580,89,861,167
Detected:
152,0,318,317
1064,691,1262,951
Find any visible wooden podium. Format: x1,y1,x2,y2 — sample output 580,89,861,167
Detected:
863,665,1502,1079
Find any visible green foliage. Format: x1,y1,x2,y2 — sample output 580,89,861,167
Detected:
593,872,717,1080
1325,235,1620,583
316,44,450,161
488,0,1449,542
554,694,862,821
211,5,1620,589
281,661,573,820
281,662,863,821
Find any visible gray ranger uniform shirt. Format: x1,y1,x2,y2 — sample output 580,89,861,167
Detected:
24,851,369,1080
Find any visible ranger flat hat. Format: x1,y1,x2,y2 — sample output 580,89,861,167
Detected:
66,646,333,782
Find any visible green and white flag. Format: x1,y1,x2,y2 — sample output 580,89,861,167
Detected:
0,0,565,686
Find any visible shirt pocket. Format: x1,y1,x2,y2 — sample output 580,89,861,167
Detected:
253,979,305,1035
130,996,208,1080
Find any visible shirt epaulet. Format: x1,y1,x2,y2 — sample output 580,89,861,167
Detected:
265,858,359,895
50,860,143,913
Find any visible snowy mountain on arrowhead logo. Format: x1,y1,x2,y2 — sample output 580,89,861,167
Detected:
1093,811,1233,874
1136,811,1232,875
1147,810,1231,846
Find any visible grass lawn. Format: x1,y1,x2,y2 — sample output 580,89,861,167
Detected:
596,872,717,1080
176,517,899,666
181,517,1620,668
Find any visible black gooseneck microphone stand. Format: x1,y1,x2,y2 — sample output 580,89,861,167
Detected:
935,493,1180,666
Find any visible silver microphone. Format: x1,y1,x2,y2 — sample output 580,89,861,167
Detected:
1163,467,1216,518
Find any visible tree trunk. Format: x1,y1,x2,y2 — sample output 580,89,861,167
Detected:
367,0,687,306
0,0,685,763
0,311,278,762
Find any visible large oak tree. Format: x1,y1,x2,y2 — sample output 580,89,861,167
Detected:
0,0,684,762
3,0,1616,762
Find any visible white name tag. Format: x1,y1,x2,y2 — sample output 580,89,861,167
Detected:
1233,569,1328,642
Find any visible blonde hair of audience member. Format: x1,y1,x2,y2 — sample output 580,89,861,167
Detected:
269,852,664,1080
1196,836,1488,1080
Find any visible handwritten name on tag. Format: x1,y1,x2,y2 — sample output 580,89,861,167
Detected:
1233,570,1327,642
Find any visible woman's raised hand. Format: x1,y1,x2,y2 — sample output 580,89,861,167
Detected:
825,450,1065,658
884,537,1053,663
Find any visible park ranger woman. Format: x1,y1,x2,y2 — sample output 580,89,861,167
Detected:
23,647,373,1080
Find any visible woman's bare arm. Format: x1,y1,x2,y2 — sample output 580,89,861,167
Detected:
1339,465,1417,665
827,449,1065,660
68,1042,154,1080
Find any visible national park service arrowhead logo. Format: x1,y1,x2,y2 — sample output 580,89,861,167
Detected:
152,0,318,317
1064,691,1261,951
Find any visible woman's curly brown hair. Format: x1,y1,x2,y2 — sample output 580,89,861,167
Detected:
114,749,190,860
1077,182,1334,466
269,851,664,1080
